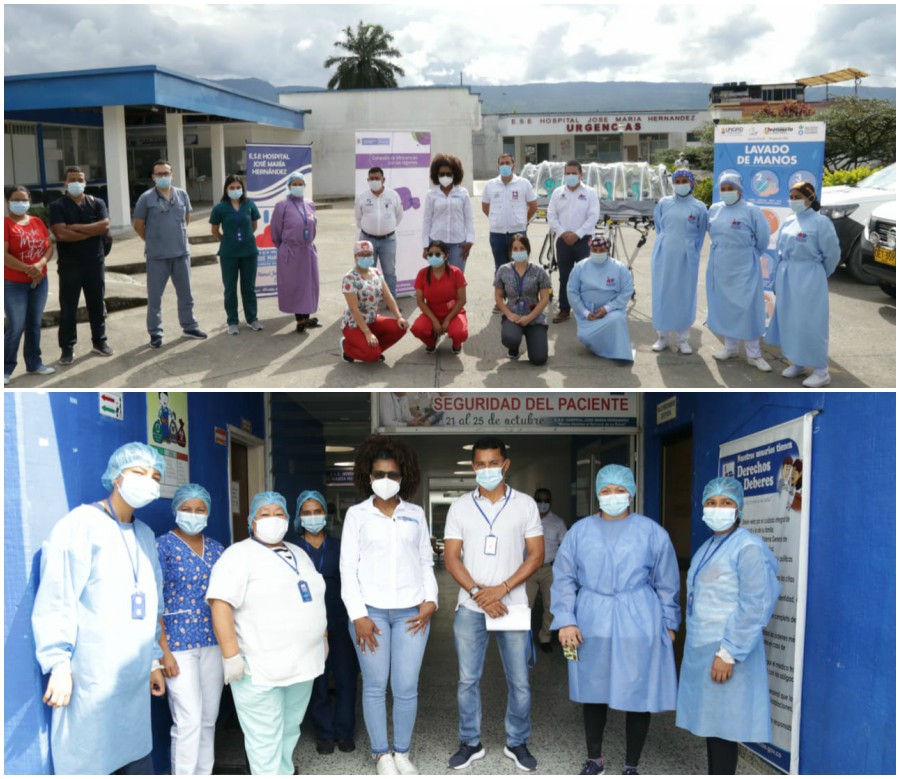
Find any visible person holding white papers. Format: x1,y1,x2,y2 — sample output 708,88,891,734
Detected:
443,437,545,773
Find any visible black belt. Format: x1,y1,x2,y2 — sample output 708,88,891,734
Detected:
362,230,395,240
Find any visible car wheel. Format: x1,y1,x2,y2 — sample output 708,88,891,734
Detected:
878,282,896,298
846,239,879,285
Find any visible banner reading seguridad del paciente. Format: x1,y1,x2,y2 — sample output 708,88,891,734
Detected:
713,122,826,325
246,143,313,298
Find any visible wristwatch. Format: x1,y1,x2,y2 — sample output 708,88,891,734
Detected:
468,585,482,597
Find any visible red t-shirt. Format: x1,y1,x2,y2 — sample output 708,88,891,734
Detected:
414,264,466,316
4,216,50,283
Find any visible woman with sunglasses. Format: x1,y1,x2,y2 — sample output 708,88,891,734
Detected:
339,435,438,775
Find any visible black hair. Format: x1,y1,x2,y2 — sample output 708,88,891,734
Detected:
565,160,582,173
508,232,531,257
221,174,247,204
425,239,450,284
471,436,507,461
534,487,552,500
429,153,464,186
64,166,84,179
367,167,384,177
353,434,421,501
5,185,30,201
152,160,172,174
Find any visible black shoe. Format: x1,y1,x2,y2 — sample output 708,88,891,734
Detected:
59,348,75,366
91,342,114,357
540,642,552,654
315,739,335,755
337,739,356,753
507,349,520,360
579,758,605,775
449,742,486,770
452,345,462,355
378,354,386,362
425,345,437,354
149,336,163,349
182,327,208,340
342,352,354,363
504,744,537,772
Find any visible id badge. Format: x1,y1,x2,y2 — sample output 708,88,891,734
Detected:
131,591,146,620
484,534,498,556
303,228,311,242
687,593,693,617
298,580,313,603
563,644,579,662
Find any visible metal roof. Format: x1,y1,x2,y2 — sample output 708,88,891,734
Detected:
796,68,869,86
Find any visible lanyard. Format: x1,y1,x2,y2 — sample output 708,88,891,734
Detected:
99,500,140,589
290,197,309,227
691,528,738,592
514,267,527,301
471,487,512,533
253,538,300,577
301,536,327,574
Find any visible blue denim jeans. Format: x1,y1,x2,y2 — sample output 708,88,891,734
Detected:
489,231,527,272
361,234,397,296
4,276,49,376
349,606,429,755
453,606,532,747
446,242,466,272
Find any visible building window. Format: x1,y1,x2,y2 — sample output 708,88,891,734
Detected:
574,134,621,162
4,122,40,187
639,134,669,161
502,136,515,160
686,131,701,144
41,124,105,183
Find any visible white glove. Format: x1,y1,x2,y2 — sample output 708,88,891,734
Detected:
223,654,247,685
44,666,73,708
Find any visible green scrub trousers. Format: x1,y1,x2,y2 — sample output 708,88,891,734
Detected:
219,253,259,326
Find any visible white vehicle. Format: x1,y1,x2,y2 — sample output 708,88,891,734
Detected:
820,163,896,283
861,200,896,298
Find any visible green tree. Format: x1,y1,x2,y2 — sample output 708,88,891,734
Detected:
324,21,405,90
756,100,816,119
816,97,896,171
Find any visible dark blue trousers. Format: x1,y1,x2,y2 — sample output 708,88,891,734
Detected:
308,623,359,741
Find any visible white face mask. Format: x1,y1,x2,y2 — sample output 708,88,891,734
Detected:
598,493,630,517
702,506,737,532
537,501,551,514
254,515,289,544
371,477,401,500
117,472,160,509
368,179,384,192
438,175,454,187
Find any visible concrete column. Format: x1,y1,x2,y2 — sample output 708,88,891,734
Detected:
101,105,131,230
164,111,187,190
210,123,226,202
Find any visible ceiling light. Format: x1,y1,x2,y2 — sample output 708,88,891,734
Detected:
325,445,355,453
332,461,354,467
453,471,474,476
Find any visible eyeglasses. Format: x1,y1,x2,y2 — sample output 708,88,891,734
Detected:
372,470,401,481
439,170,453,177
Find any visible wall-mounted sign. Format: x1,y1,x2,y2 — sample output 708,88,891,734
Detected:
214,427,227,446
656,396,677,425
99,392,124,421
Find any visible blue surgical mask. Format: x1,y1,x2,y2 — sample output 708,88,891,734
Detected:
357,255,375,269
598,493,630,516
175,511,208,535
702,506,737,532
499,164,513,177
8,201,30,215
674,183,692,197
154,177,172,190
299,513,327,534
227,188,243,200
476,467,505,491
565,174,580,187
290,185,305,198
720,190,740,206
789,200,808,214
512,250,529,263
66,182,86,197
427,253,445,267
590,252,609,264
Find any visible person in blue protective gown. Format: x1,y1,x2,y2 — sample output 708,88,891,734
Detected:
765,180,841,388
294,489,359,756
550,464,680,776
567,236,635,362
706,171,773,372
207,491,328,775
650,169,708,354
31,442,167,775
675,477,781,775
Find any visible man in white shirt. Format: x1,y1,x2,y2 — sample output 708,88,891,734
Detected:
444,437,544,773
547,160,601,322
355,166,404,295
525,488,568,652
481,154,538,273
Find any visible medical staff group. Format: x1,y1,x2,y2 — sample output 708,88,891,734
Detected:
5,156,839,385
32,438,782,776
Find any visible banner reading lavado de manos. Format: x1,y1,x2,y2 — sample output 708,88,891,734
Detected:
355,131,431,297
718,413,815,774
713,122,826,325
246,143,313,298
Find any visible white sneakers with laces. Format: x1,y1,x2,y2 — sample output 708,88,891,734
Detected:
392,752,418,775
376,754,399,775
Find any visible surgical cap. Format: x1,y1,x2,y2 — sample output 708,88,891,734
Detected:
355,240,374,255
295,490,327,522
287,170,305,186
101,442,165,491
673,168,695,189
590,236,611,251
718,171,744,192
596,464,636,497
247,490,289,531
702,476,744,516
171,483,211,516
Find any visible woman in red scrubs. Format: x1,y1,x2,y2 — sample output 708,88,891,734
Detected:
410,240,468,355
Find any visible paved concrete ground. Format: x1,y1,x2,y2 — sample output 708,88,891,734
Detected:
212,566,771,775
10,195,895,389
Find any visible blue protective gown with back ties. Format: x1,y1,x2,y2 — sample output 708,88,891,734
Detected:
550,513,681,712
567,256,635,361
705,200,771,341
765,209,841,368
675,526,781,743
651,194,708,331
31,504,164,774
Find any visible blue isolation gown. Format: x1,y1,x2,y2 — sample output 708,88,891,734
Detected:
765,209,841,368
676,526,781,743
706,201,771,340
651,194,708,331
567,256,635,361
550,513,680,711
31,504,164,774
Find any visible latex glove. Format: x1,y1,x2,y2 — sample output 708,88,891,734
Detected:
43,667,73,708
223,654,247,685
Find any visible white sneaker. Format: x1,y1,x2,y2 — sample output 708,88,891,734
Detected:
677,341,693,355
27,365,57,375
803,369,831,388
782,364,805,378
747,356,772,372
227,324,240,335
651,336,669,352
377,754,400,775
392,752,418,775
248,320,264,331
713,348,739,361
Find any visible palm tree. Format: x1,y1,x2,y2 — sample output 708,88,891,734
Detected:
324,21,405,90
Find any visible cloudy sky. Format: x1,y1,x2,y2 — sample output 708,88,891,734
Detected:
4,2,896,89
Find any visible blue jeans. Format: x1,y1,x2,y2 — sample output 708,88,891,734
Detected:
361,234,397,296
349,606,429,755
446,243,466,272
489,231,527,272
5,276,49,376
454,606,532,747
146,254,199,337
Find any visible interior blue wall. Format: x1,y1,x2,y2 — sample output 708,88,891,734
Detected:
643,392,896,775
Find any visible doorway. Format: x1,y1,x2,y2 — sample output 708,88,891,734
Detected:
228,426,266,544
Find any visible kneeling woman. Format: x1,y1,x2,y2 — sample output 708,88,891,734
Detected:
676,477,780,775
567,236,634,362
410,240,468,355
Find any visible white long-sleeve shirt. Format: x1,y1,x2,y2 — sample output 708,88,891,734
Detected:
421,185,475,247
339,496,439,621
355,188,403,237
547,182,601,239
